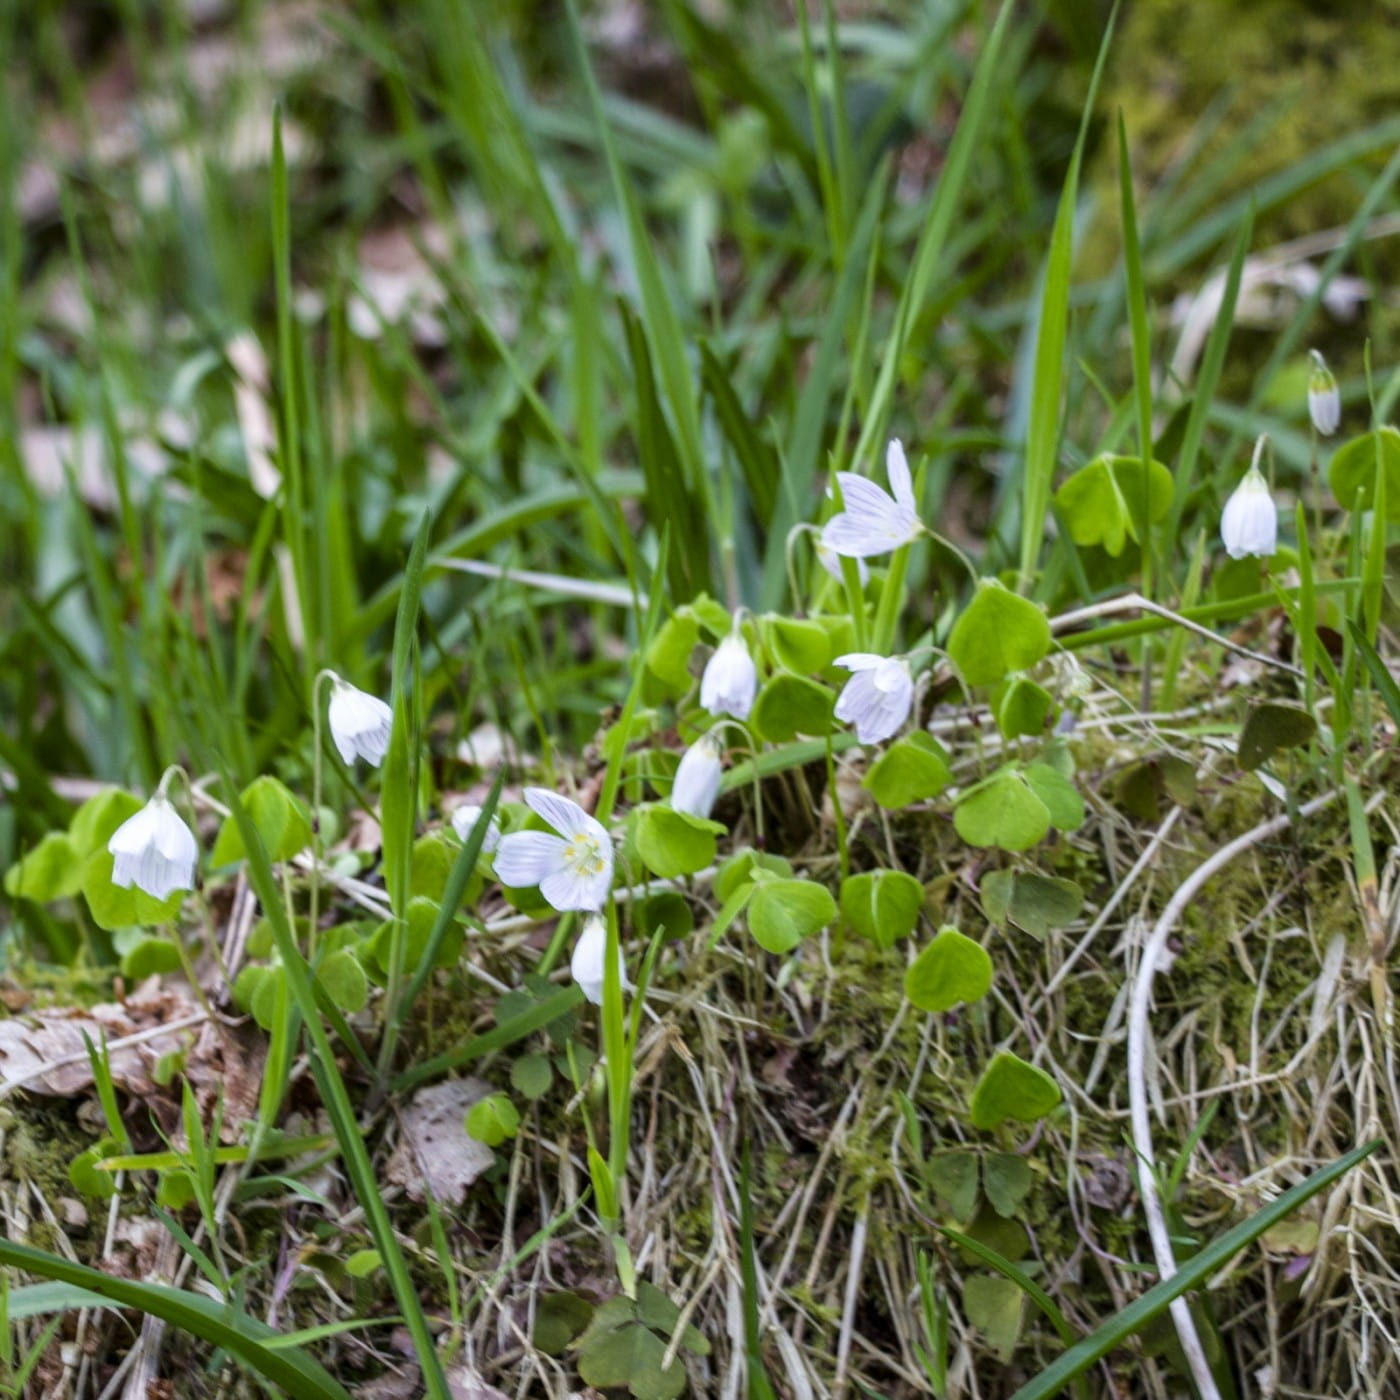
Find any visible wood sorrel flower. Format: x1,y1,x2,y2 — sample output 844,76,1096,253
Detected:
571,914,627,1006
327,675,392,766
1221,465,1277,561
671,733,723,820
108,790,198,901
834,652,915,743
821,439,922,559
449,804,502,852
1308,349,1339,436
700,623,757,721
494,788,614,912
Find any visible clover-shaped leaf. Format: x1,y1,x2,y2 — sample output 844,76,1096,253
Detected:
905,926,993,1012
969,1051,1061,1130
947,581,1051,687
1328,427,1400,521
1054,454,1173,556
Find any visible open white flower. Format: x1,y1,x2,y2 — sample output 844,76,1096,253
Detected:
327,676,392,766
834,652,915,743
1221,467,1277,560
1308,349,1339,436
493,788,614,912
108,793,199,901
700,627,757,721
571,915,627,1006
821,439,922,560
672,733,723,820
449,804,502,853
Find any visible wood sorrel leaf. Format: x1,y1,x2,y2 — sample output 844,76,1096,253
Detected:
905,926,993,1012
947,581,1051,687
840,869,924,948
969,1051,1061,1131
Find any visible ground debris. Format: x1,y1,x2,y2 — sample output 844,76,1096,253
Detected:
385,1077,496,1206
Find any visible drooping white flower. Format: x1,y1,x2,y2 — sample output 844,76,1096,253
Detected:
700,626,757,721
672,733,723,820
493,788,614,912
327,676,392,766
571,915,627,1006
1308,349,1339,436
834,652,915,743
449,804,502,853
108,793,199,901
821,439,922,560
1221,467,1277,560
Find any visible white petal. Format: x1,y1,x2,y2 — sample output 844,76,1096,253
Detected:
450,805,501,852
815,539,869,585
493,831,567,888
700,635,757,720
571,917,626,1004
107,797,197,899
1221,471,1277,560
672,737,722,819
108,804,161,857
833,652,886,673
523,788,592,840
886,439,915,512
328,683,393,766
540,864,611,913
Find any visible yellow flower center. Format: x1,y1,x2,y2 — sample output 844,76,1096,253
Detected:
564,834,607,878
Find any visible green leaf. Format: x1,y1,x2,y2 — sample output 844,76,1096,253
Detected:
953,770,1051,852
577,1321,686,1400
1329,426,1400,520
905,927,993,1012
765,617,831,674
969,1052,1061,1131
749,671,836,743
1022,764,1084,831
963,1274,1023,1363
211,776,312,866
5,832,82,902
994,678,1054,740
927,1151,979,1223
317,950,368,1013
68,788,142,859
409,830,458,903
365,897,463,980
747,879,836,954
1237,701,1317,771
511,1053,553,1101
119,935,182,981
633,804,725,879
80,849,185,931
636,891,695,941
464,1093,520,1147
947,581,1052,687
645,610,700,694
714,849,792,902
1054,455,1173,557
981,871,1083,939
982,1153,1034,1219
840,870,924,948
534,1291,593,1356
862,732,952,809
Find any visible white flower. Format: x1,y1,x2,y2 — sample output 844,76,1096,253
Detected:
493,788,614,912
672,734,723,820
107,793,199,901
1221,467,1277,560
820,439,922,559
700,627,757,721
1308,350,1339,436
815,538,869,587
327,676,392,766
571,915,627,1006
834,652,915,743
449,804,501,853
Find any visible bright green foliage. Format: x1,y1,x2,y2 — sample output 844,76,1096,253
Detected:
4,832,82,902
969,1052,1062,1131
211,776,312,866
632,805,725,879
840,869,924,948
1329,427,1400,520
863,733,952,809
465,1093,520,1147
81,850,186,931
69,789,144,859
115,932,182,980
714,849,792,901
364,898,464,980
766,616,832,673
947,582,1052,687
1054,454,1173,556
750,672,836,742
981,870,1084,938
1238,701,1318,771
955,763,1083,851
316,950,369,1014
994,678,1055,740
636,891,695,941
905,927,993,1012
748,878,836,954
409,830,458,902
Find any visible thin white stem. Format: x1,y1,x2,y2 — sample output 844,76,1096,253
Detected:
1127,788,1338,1399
